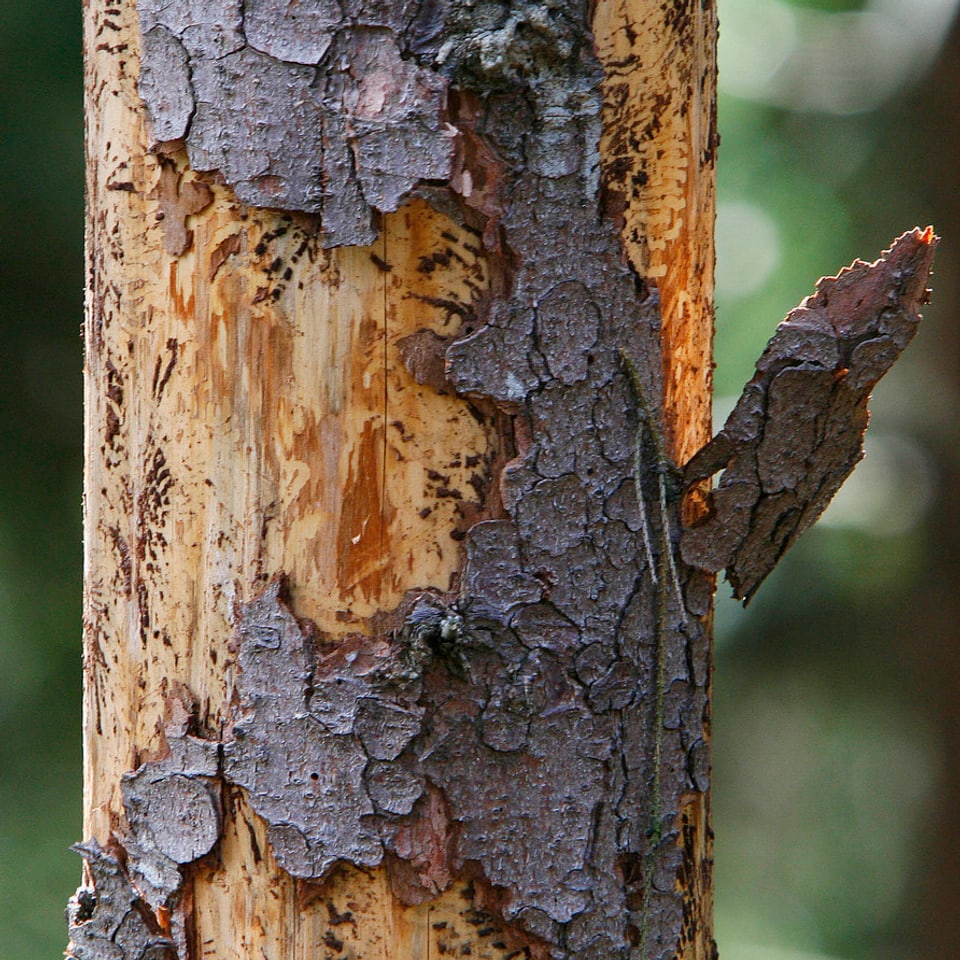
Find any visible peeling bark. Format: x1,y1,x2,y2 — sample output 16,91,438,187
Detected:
67,840,176,960
683,228,939,601
118,5,713,956
120,719,221,910
138,0,455,244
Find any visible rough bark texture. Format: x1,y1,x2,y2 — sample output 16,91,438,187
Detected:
67,840,177,960
683,228,938,601
75,2,718,959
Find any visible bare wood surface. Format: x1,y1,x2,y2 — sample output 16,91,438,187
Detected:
595,1,718,467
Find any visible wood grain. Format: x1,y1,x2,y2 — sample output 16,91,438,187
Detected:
595,0,718,467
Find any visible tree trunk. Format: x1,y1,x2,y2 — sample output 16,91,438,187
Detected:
72,3,719,959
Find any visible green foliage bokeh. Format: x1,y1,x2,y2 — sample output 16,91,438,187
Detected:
0,0,83,955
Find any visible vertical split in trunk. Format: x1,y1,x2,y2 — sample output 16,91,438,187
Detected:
75,3,718,959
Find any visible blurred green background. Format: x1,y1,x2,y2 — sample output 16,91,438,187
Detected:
1,0,958,957
713,2,960,958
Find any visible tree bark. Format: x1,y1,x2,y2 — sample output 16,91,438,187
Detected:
72,3,719,959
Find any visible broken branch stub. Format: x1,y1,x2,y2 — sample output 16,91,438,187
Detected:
682,226,939,602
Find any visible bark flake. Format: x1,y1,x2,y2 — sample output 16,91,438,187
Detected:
119,720,221,910
682,227,938,602
66,840,177,960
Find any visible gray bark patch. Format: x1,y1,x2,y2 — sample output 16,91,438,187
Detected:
188,48,326,213
66,840,177,960
220,579,384,878
137,4,456,244
120,726,220,908
139,0,243,60
137,27,193,143
245,0,340,64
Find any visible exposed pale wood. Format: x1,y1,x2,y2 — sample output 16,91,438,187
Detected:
594,0,718,466
85,2,503,954
84,0,716,957
188,789,530,960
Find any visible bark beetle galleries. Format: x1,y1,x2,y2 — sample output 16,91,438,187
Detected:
69,3,937,960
